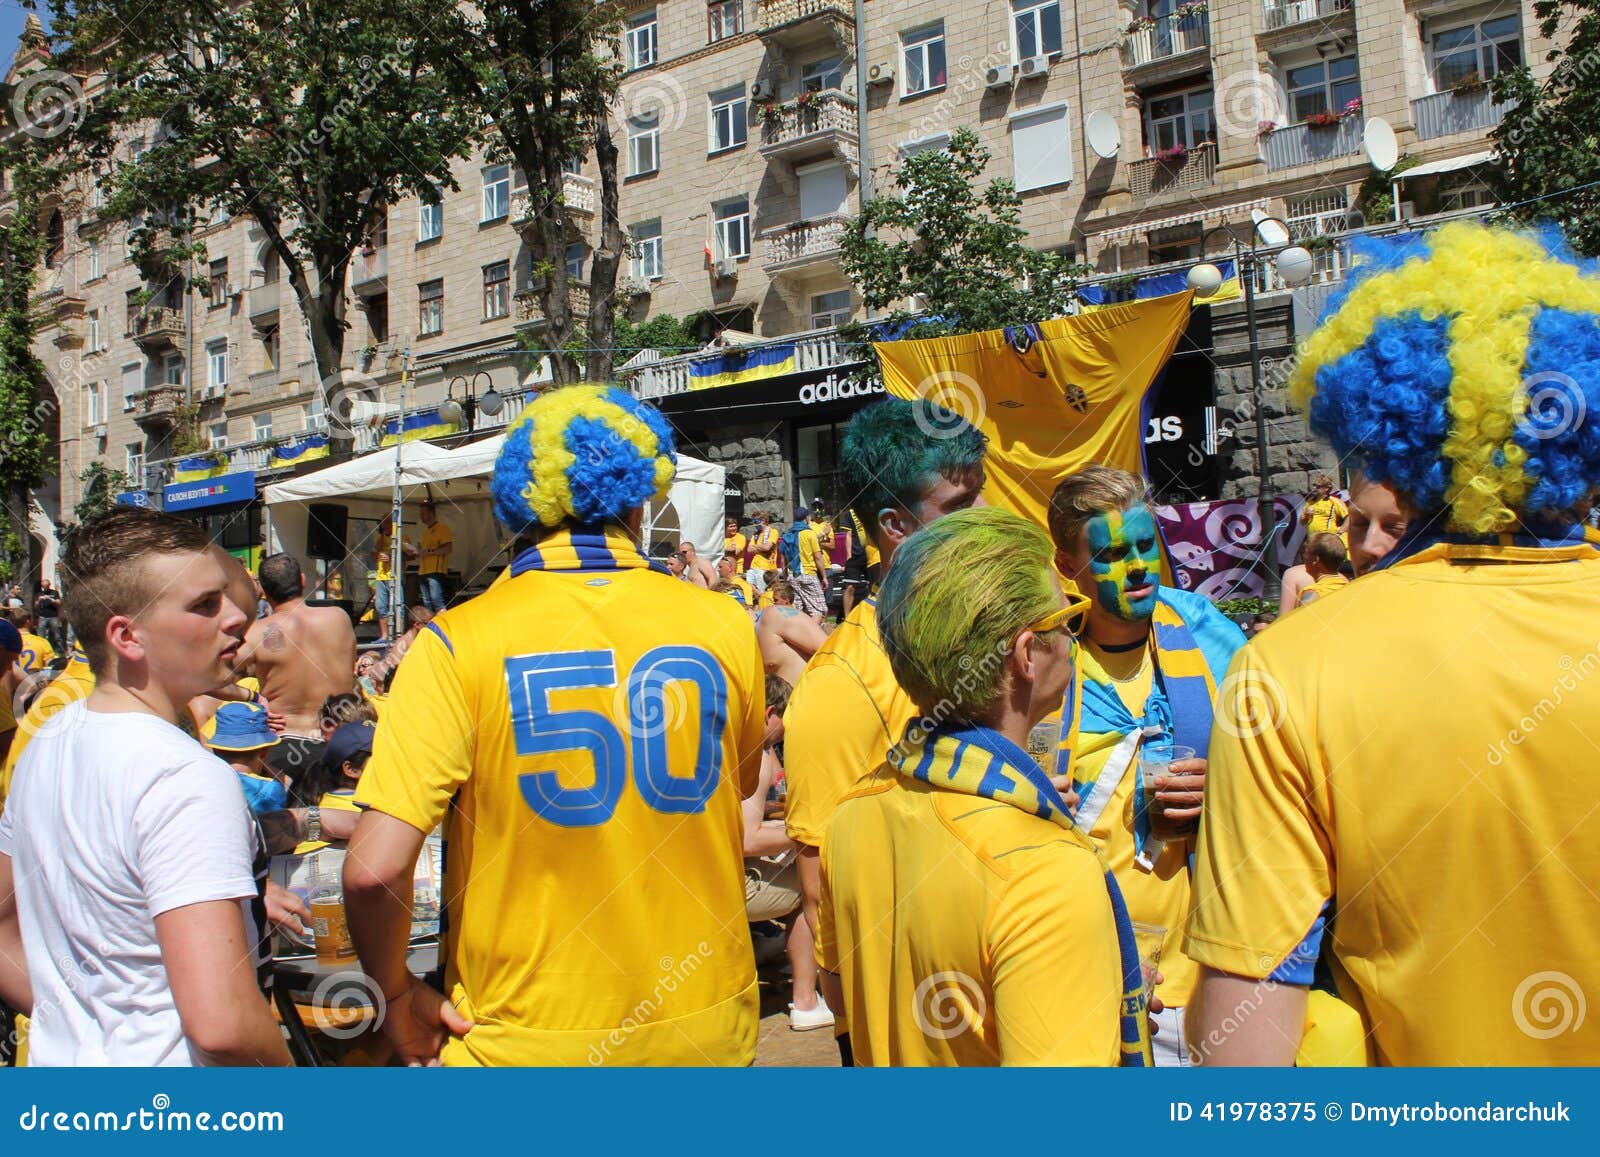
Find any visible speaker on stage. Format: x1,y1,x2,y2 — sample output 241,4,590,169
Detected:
306,503,349,560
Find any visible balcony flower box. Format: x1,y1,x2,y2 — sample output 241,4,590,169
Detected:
1304,109,1342,128
1154,143,1188,164
1451,72,1488,95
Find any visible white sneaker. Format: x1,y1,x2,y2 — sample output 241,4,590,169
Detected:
788,995,835,1032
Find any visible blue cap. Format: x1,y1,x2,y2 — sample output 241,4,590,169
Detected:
0,620,21,655
796,507,810,519
324,721,376,773
209,702,281,752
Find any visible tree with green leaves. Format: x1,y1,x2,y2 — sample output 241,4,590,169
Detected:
427,0,626,385
839,128,1088,342
0,125,66,604
46,0,484,451
1491,0,1600,254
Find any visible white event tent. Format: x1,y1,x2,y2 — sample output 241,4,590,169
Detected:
263,435,726,604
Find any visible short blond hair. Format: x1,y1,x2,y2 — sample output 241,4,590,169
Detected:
1047,465,1150,552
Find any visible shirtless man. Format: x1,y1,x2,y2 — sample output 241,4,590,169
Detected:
245,553,356,781
755,580,830,686
678,541,718,589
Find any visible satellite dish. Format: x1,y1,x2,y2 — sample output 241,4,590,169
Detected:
1085,111,1120,160
1363,116,1398,172
1252,209,1291,247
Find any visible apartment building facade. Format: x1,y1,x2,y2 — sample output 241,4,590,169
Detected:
24,0,1552,547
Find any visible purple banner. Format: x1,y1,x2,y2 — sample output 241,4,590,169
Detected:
1155,495,1308,601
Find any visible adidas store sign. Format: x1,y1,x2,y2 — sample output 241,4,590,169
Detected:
798,376,884,406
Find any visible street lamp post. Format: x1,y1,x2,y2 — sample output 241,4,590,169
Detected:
439,370,505,434
1188,218,1313,605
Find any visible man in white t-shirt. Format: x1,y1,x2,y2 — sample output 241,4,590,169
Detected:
0,507,289,1066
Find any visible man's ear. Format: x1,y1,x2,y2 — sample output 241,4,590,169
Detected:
103,613,144,666
1054,547,1079,580
878,507,912,548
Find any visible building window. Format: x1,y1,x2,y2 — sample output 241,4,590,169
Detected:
87,309,102,352
1285,56,1360,123
253,412,272,442
261,248,280,283
305,393,325,431
631,220,664,280
481,165,510,222
121,362,141,410
419,279,444,336
483,261,510,321
901,25,947,96
86,241,102,282
86,381,104,427
208,258,229,306
1144,87,1215,154
1011,103,1073,192
810,289,852,329
707,0,743,43
208,421,229,450
714,197,751,261
802,57,844,93
125,443,144,480
1285,189,1349,237
627,10,657,70
1430,15,1522,90
1438,167,1496,210
628,115,660,176
162,353,185,387
419,194,443,243
565,244,586,282
206,339,229,392
709,86,748,153
261,326,280,371
1146,224,1202,264
1014,0,1063,60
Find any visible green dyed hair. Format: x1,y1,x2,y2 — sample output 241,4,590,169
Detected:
839,398,987,547
877,506,1061,719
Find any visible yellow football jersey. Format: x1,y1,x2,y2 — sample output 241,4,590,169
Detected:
1072,642,1198,1006
1301,496,1348,536
796,526,822,576
749,526,779,572
356,528,766,1066
783,597,918,848
0,651,94,812
418,520,452,576
818,770,1122,1066
1186,543,1600,1064
17,632,55,675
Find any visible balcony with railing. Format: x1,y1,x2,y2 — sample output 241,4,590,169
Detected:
759,90,858,165
351,246,387,294
623,324,865,401
758,0,854,39
764,215,851,276
1412,86,1515,141
514,283,591,330
247,280,281,326
1261,0,1352,32
1127,141,1217,198
127,305,186,351
511,172,598,226
130,385,184,431
1260,113,1364,171
1123,8,1211,71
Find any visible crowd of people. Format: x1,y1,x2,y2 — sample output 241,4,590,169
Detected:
0,221,1596,1067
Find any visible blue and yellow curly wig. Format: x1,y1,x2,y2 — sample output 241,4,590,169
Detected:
1291,221,1600,534
490,384,677,533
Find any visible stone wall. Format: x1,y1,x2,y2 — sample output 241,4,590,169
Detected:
1209,295,1341,505
696,425,790,524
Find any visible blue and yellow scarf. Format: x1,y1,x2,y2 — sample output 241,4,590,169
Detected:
509,524,671,577
1056,587,1243,861
889,720,1153,1067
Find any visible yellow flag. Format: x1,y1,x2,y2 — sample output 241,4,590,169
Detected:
877,293,1193,532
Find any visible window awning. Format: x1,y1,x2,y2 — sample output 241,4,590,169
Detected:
1094,199,1269,246
1396,149,1496,180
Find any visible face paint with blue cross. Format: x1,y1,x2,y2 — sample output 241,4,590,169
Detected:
1084,504,1162,621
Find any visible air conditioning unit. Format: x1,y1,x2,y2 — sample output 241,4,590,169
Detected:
750,77,775,101
984,64,1015,89
1018,55,1050,80
227,282,242,298
714,257,738,279
866,62,895,86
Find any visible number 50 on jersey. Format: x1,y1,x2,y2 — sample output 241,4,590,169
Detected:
506,646,729,827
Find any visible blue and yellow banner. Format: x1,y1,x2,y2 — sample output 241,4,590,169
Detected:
172,454,229,483
688,342,797,390
269,433,330,468
1079,260,1240,311
380,407,461,446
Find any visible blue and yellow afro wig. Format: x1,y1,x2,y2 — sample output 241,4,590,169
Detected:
491,384,677,533
1291,221,1600,534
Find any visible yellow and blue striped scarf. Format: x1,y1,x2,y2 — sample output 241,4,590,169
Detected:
508,524,670,577
890,720,1154,1066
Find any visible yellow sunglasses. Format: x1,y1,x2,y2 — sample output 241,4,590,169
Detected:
1025,590,1093,636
